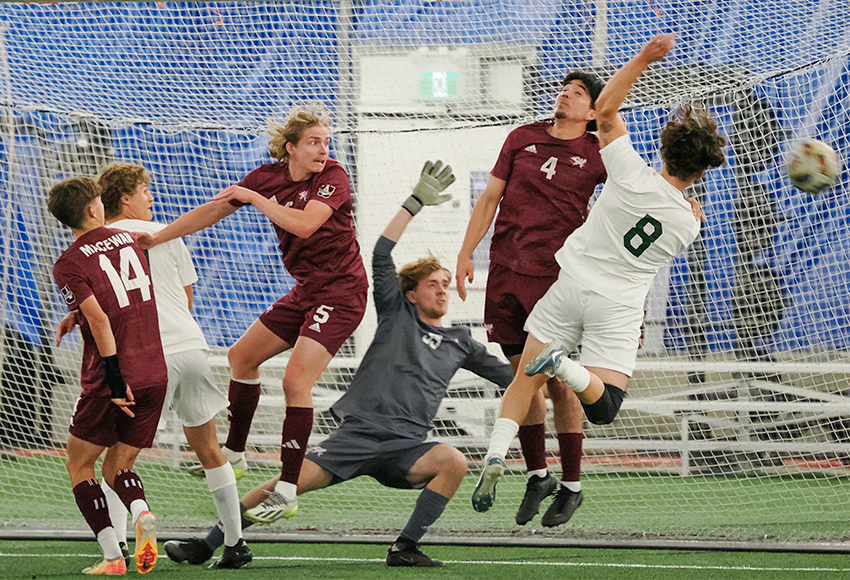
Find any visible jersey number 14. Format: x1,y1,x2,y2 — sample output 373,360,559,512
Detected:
99,247,152,308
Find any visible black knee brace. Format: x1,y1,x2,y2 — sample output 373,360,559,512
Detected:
581,383,626,425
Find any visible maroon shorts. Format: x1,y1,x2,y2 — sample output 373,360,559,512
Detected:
484,262,558,347
69,383,167,449
259,283,368,355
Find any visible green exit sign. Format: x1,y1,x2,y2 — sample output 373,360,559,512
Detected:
419,71,459,98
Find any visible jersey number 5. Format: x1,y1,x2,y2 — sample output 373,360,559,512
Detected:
99,247,152,308
623,214,662,258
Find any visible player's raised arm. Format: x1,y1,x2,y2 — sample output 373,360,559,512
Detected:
595,33,675,148
381,159,456,244
137,197,238,249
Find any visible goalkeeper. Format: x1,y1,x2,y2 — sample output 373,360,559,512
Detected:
165,161,514,568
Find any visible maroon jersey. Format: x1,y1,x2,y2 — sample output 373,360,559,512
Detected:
53,227,167,395
237,158,367,295
490,122,606,276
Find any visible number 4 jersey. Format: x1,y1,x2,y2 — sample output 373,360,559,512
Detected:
53,226,167,395
555,134,701,309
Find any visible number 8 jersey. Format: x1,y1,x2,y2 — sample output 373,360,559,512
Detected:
555,134,701,309
53,226,167,396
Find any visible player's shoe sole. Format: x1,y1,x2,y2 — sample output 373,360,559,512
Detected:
244,491,298,524
524,341,567,377
134,511,158,574
471,456,506,513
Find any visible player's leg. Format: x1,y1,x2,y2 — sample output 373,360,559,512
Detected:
387,443,465,567
67,435,126,574
542,380,585,527
223,317,291,470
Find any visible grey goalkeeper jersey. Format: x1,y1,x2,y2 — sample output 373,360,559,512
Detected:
331,236,514,441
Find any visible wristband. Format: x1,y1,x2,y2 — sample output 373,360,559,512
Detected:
103,354,127,399
402,194,423,216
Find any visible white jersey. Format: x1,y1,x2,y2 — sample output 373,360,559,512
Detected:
555,135,701,308
110,219,208,355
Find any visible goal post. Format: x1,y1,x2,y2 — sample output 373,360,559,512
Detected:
0,1,848,549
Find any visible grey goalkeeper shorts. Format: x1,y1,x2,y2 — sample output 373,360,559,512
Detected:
306,418,438,489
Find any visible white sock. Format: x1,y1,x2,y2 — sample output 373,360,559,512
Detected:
96,527,123,561
206,463,241,547
563,481,581,492
100,480,128,544
528,468,548,479
486,417,520,460
129,499,150,526
273,480,297,501
556,357,591,393
222,446,245,465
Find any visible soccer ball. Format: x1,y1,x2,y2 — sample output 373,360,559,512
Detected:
785,138,841,194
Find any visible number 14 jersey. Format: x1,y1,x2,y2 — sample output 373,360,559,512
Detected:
53,226,167,395
556,134,701,309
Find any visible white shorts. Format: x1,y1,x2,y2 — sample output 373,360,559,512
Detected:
163,349,229,428
524,270,644,376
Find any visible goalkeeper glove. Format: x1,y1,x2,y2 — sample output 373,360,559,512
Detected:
402,160,456,216
103,354,128,400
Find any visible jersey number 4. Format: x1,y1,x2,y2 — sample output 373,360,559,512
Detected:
99,247,152,308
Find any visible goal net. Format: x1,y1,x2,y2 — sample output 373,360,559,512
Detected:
0,1,848,549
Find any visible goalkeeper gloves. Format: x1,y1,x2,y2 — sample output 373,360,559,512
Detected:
103,354,128,400
402,160,456,216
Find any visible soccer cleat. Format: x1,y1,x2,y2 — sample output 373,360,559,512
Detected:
471,456,506,513
515,472,559,525
386,541,444,567
210,538,253,569
244,490,298,524
187,447,247,480
82,557,126,575
541,486,583,527
119,542,130,569
524,341,567,378
164,538,214,565
134,511,158,574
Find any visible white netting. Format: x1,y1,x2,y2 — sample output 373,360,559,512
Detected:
0,1,848,548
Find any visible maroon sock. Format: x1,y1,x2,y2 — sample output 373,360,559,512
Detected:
73,479,112,535
518,423,548,472
279,407,313,485
113,469,146,509
224,379,262,453
558,432,584,482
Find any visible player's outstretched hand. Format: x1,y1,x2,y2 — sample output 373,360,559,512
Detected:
112,385,136,418
641,33,675,63
131,230,156,250
403,160,456,215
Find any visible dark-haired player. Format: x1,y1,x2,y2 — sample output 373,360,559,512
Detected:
49,177,167,575
473,33,727,516
456,71,607,527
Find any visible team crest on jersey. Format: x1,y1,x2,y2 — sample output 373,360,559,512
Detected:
317,184,335,198
422,332,443,350
570,156,587,168
299,190,309,202
524,144,538,153
60,285,75,305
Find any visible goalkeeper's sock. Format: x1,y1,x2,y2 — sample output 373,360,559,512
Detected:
398,488,449,544
224,378,262,453
486,417,519,460
205,504,253,551
206,463,241,547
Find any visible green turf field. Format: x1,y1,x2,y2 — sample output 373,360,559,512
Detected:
1,540,849,579
2,454,847,547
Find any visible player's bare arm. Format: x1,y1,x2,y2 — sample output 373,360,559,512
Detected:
595,33,675,149
455,175,506,301
78,294,136,417
55,310,80,346
138,197,238,249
